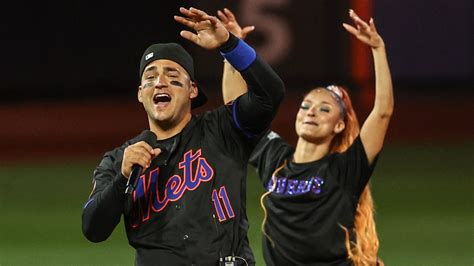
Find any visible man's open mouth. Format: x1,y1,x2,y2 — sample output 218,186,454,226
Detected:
153,93,171,105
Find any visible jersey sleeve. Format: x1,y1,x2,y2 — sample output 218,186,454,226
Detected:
336,136,379,198
81,149,127,242
220,34,285,138
199,106,256,160
249,131,291,186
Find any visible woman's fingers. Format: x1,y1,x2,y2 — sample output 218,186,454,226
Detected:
217,10,229,23
223,8,236,21
342,23,359,36
369,18,377,32
349,9,370,31
242,26,255,36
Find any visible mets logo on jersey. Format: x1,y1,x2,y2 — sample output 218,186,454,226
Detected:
129,149,215,228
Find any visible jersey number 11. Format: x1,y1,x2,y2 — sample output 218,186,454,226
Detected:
212,186,235,222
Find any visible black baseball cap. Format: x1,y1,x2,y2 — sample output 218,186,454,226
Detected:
139,43,207,109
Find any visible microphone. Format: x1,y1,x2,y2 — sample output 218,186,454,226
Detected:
125,130,157,194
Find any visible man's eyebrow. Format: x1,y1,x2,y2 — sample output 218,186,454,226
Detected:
163,67,181,73
144,66,157,73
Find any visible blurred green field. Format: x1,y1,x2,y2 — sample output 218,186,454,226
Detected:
1,142,472,266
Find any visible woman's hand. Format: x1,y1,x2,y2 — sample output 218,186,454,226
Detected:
217,8,255,40
342,9,384,49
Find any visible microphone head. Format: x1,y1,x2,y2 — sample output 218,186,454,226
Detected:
141,130,170,166
141,130,157,147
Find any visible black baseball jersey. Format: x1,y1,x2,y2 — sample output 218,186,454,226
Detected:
81,51,285,265
249,131,378,266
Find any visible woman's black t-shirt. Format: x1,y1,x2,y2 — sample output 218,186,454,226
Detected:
249,131,377,266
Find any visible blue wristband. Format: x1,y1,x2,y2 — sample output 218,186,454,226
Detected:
220,39,257,71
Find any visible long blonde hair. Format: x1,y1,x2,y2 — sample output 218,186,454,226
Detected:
260,86,382,265
329,86,382,265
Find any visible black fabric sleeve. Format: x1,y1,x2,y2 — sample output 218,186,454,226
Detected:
81,151,127,242
219,33,240,53
337,136,379,197
230,56,285,137
249,131,291,184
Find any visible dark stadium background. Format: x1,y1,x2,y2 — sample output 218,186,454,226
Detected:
0,0,472,265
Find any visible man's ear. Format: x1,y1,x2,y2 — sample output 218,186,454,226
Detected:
189,81,198,100
137,86,143,103
334,120,346,134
